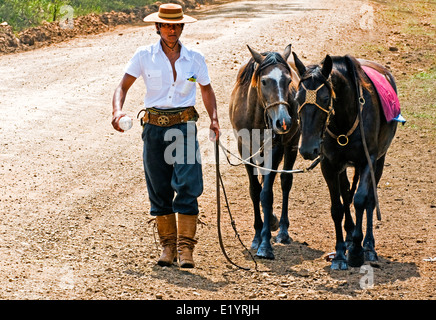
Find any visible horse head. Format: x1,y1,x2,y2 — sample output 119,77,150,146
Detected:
293,52,335,160
248,44,294,135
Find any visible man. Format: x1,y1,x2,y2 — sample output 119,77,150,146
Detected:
111,3,220,268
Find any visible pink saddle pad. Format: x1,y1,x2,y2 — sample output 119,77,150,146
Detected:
361,65,405,123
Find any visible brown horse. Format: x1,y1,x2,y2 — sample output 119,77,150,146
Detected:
229,44,300,259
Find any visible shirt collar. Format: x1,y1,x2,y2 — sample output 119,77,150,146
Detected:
153,40,191,61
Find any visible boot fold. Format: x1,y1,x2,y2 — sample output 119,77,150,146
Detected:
156,214,177,266
177,214,198,268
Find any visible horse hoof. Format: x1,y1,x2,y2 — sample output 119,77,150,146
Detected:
275,233,291,244
347,252,365,268
251,239,260,250
331,259,348,270
256,246,275,260
364,250,378,262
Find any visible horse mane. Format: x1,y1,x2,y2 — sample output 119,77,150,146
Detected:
235,52,291,89
301,64,337,100
329,55,373,93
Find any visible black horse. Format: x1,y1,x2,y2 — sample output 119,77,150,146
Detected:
293,52,398,270
229,45,300,259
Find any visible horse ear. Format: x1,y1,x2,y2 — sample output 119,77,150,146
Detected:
321,55,333,79
247,45,264,64
283,44,292,61
292,52,306,77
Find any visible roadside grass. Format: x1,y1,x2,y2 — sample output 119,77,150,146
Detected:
399,68,436,138
0,0,156,31
364,0,436,140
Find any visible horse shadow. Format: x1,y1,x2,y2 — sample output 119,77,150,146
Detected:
240,238,325,275
237,239,420,296
321,257,420,295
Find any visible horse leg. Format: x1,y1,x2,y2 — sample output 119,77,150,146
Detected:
321,161,348,270
339,170,355,250
244,163,263,251
363,155,385,262
257,145,283,259
239,135,264,250
348,159,376,268
275,146,298,244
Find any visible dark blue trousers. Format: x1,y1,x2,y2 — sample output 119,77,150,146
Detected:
142,121,203,217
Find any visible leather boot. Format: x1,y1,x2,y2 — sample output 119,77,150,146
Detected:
177,214,198,268
156,214,177,267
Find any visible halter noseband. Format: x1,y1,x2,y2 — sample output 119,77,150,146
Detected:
264,100,290,111
297,81,334,115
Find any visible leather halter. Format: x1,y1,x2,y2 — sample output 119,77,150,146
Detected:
298,82,333,115
298,79,361,146
264,100,290,111
262,100,290,130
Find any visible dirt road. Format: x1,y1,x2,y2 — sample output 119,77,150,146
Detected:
0,0,434,300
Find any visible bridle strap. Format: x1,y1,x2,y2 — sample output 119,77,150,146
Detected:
262,100,290,129
325,107,361,146
298,82,332,114
264,100,290,111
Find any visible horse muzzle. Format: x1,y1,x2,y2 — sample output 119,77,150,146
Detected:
272,117,292,134
299,140,321,160
267,104,292,135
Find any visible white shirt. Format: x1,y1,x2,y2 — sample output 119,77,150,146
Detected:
124,40,211,109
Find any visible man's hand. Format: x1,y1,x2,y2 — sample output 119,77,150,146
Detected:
199,83,220,142
112,73,137,132
209,120,220,142
112,110,126,132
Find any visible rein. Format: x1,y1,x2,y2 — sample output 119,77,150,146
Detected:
219,139,320,174
349,61,382,221
215,141,258,271
214,138,321,271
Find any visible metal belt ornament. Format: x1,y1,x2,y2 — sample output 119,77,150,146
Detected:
157,115,170,126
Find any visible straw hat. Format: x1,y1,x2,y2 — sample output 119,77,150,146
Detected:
143,3,197,24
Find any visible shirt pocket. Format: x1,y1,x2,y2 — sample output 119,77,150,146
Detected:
146,70,162,90
180,72,197,96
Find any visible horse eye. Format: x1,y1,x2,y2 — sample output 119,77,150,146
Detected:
261,79,267,86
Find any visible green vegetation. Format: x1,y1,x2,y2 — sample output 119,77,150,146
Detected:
400,67,436,136
379,0,436,142
0,0,155,31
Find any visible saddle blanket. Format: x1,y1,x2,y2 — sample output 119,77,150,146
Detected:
362,65,406,123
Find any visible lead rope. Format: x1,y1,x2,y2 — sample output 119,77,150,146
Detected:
350,60,382,221
215,140,259,271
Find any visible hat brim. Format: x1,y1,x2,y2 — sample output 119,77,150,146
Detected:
143,12,197,24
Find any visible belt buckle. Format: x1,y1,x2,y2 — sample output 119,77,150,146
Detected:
157,115,170,126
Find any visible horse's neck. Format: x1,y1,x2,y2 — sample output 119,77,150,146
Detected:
330,71,358,129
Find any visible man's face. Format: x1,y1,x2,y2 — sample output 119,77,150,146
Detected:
157,23,184,43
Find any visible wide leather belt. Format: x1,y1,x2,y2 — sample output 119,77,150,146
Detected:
138,106,199,127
